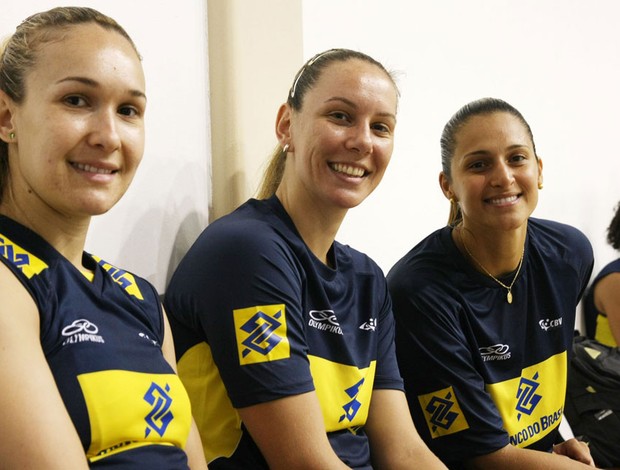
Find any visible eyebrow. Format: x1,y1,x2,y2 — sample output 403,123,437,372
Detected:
325,96,396,121
56,76,147,100
463,144,530,158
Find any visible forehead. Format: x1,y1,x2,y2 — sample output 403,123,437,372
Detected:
306,59,398,111
27,23,144,90
456,112,532,150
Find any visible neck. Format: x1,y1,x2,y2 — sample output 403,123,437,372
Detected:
275,187,346,265
454,223,526,277
0,199,90,270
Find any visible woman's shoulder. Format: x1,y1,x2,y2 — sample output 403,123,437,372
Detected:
195,198,297,253
528,217,592,254
387,227,455,289
594,258,620,280
389,227,452,269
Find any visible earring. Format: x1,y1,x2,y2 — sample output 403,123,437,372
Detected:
449,197,457,204
282,144,289,154
9,132,15,140
538,182,544,190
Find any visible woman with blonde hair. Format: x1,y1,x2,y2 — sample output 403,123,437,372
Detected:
0,7,206,468
165,48,445,469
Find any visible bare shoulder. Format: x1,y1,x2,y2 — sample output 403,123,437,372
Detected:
595,272,620,312
0,260,39,333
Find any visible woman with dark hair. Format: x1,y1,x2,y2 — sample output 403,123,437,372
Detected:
583,201,620,346
388,97,595,468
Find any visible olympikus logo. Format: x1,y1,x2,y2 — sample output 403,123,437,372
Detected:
308,310,343,335
61,319,105,346
479,343,511,361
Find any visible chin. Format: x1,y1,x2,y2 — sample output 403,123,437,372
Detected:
332,189,371,209
79,196,122,217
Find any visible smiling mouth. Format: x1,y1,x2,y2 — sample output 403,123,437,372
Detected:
329,163,367,177
71,162,116,175
487,194,519,205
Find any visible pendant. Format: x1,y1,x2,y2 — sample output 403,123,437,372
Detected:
507,290,513,304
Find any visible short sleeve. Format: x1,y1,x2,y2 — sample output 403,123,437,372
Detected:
165,221,315,408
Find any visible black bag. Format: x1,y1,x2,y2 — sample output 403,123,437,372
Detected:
564,336,620,468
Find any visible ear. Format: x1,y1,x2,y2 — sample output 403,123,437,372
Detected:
0,89,15,143
537,156,543,188
439,171,454,200
275,103,292,150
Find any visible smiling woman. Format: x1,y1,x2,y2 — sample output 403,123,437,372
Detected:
387,98,595,469
0,7,206,469
164,48,446,469
7,23,146,224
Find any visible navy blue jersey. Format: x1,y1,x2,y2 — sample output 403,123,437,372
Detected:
583,258,620,346
0,215,192,469
165,196,403,469
387,218,593,468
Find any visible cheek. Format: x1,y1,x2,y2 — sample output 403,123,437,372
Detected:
375,141,393,165
125,129,146,164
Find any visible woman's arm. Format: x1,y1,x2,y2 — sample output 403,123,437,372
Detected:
365,389,446,469
162,309,208,470
466,440,594,469
237,391,350,470
0,263,88,469
594,272,620,345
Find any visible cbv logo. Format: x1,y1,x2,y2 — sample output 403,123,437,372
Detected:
539,317,562,331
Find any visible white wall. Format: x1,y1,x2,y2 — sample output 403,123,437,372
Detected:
4,0,618,311
302,0,620,291
1,1,211,293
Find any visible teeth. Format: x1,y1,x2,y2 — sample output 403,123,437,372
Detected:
73,162,113,174
489,195,518,204
330,163,365,177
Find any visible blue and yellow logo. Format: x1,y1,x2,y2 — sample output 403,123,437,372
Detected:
93,256,144,300
144,382,174,438
0,233,47,278
339,378,365,423
516,372,542,421
78,370,191,461
487,351,567,448
309,355,374,432
234,304,289,365
418,386,469,438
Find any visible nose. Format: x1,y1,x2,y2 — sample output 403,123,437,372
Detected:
345,122,373,156
490,160,514,187
87,107,121,152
